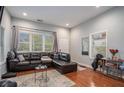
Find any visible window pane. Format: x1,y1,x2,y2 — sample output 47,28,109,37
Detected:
18,43,29,51
32,44,42,51
45,44,53,51
45,35,53,51
18,31,30,51
32,33,43,51
91,32,106,58
19,32,29,42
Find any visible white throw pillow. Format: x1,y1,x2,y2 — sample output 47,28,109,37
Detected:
17,55,25,62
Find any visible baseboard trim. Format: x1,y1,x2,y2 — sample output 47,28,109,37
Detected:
71,59,92,69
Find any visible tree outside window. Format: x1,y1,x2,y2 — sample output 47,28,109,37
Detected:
32,33,43,51
45,35,54,52
17,31,54,52
18,31,30,51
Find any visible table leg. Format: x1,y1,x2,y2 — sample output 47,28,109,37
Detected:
120,70,123,79
42,71,43,80
46,69,47,82
35,70,36,83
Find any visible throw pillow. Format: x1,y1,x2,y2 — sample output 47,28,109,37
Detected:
8,51,15,59
53,53,59,60
13,49,18,58
17,55,25,62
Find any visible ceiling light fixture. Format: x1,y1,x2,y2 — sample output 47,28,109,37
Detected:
23,12,27,16
66,24,69,26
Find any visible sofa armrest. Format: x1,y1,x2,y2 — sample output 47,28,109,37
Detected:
9,59,19,63
8,59,19,71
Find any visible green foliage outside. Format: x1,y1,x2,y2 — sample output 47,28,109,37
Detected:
18,43,29,51
18,32,54,52
32,34,43,51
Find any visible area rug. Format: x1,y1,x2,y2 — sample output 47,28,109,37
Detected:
7,70,75,87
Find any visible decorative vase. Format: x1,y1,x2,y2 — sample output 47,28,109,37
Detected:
112,56,117,61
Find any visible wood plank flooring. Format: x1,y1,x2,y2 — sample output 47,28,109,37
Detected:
65,68,124,87
16,67,124,87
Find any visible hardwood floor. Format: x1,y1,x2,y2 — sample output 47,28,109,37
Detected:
65,68,124,87
16,67,124,87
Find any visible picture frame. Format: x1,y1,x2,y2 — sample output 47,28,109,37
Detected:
81,36,89,55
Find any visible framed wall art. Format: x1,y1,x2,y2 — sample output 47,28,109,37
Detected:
81,36,89,55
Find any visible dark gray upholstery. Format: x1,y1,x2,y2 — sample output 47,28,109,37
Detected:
30,53,41,60
53,52,77,74
30,60,41,64
7,51,53,72
0,80,17,87
53,60,77,66
59,53,70,62
1,72,16,79
17,61,30,66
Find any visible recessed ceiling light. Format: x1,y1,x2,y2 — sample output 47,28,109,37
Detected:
66,24,69,26
96,6,100,8
23,12,27,16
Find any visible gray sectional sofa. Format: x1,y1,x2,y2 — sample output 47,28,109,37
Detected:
7,51,52,72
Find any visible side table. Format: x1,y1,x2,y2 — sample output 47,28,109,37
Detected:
101,58,124,79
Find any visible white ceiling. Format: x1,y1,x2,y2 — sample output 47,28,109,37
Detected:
6,6,113,28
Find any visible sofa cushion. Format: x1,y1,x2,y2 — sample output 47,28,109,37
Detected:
41,52,49,56
7,51,15,59
59,53,70,62
30,60,41,64
30,53,41,60
53,53,59,60
17,61,30,66
41,56,52,62
23,53,30,60
13,49,18,58
17,55,25,62
53,60,76,66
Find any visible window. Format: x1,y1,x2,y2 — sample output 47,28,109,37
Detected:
32,33,43,51
90,31,107,58
17,30,54,52
45,35,54,52
18,31,30,51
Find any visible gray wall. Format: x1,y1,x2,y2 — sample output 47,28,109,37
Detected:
12,17,70,53
70,6,124,67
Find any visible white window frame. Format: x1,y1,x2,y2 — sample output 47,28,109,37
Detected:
18,31,30,53
31,32,43,52
17,30,54,53
44,34,54,52
89,30,108,59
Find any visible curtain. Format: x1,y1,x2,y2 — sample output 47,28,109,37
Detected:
11,26,19,51
53,32,58,52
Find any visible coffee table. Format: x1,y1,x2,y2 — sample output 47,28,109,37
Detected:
34,65,48,86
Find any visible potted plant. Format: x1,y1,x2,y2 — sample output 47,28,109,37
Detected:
109,49,119,60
